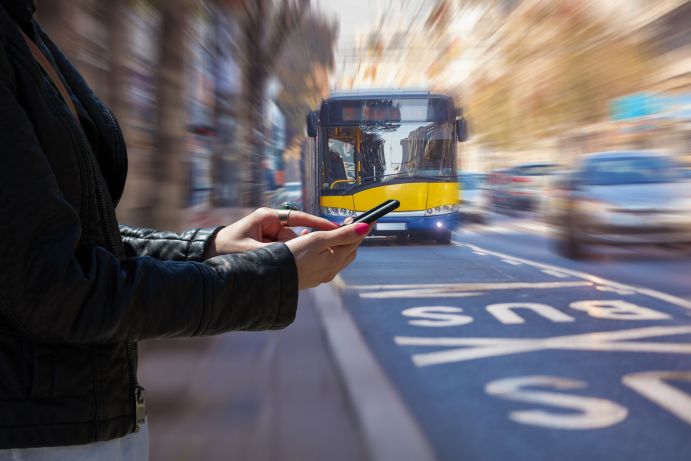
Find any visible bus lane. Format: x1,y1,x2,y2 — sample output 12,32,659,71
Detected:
338,241,691,461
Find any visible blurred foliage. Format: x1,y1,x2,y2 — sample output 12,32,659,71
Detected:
466,1,653,151
274,13,338,148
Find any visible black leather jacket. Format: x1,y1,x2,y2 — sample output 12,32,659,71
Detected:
0,0,297,449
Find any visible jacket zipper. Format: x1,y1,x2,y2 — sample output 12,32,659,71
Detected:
15,34,145,432
128,342,146,431
91,145,145,431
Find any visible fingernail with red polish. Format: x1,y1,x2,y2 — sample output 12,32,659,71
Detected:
355,223,369,236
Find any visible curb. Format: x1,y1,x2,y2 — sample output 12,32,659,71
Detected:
311,277,436,461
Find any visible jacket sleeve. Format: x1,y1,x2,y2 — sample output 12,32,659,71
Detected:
0,78,298,344
119,224,224,262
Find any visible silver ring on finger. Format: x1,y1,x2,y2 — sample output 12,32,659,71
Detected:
277,209,291,227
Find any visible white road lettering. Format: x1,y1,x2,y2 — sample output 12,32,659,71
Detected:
486,303,575,325
485,376,628,429
622,371,691,426
570,300,670,321
402,307,474,327
395,325,691,367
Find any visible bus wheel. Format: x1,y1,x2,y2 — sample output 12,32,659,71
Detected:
436,231,452,245
396,233,408,244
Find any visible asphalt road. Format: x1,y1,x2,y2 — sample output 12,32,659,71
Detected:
338,213,691,461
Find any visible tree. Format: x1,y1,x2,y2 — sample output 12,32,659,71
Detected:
274,12,338,148
152,0,195,230
235,0,310,206
466,0,653,155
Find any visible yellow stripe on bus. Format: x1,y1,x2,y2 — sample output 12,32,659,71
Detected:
320,195,355,210
426,182,459,208
353,183,429,211
320,182,459,213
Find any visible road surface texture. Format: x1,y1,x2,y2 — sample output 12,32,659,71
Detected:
337,213,691,461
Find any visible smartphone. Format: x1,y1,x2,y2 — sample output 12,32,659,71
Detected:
343,199,400,226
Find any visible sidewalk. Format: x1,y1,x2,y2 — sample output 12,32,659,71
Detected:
138,207,433,461
139,207,369,460
139,287,368,461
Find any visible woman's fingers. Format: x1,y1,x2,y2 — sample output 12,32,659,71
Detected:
285,222,369,290
274,227,299,242
314,223,370,250
284,210,339,231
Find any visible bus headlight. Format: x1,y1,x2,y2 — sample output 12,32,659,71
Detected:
321,207,357,217
425,204,458,216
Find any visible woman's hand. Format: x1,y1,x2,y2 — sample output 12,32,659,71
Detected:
206,207,339,258
285,222,370,290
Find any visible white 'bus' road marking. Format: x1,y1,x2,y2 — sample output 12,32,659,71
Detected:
622,371,691,426
353,281,592,299
452,241,691,312
395,325,691,367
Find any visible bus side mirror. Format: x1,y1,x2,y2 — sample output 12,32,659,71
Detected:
456,117,468,142
306,111,318,138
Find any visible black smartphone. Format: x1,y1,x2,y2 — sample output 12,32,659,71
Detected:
344,199,400,226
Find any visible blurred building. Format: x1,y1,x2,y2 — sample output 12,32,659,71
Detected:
35,0,254,227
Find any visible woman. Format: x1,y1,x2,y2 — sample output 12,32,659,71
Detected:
0,0,368,458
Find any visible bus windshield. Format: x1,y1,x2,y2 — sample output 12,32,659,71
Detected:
323,121,455,191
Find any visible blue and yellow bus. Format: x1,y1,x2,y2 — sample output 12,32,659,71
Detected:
303,89,468,244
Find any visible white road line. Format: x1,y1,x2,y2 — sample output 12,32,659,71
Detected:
486,226,519,235
514,222,552,235
360,290,483,299
541,269,570,279
314,282,436,460
500,259,523,266
347,281,592,291
473,251,490,256
452,241,691,311
395,325,691,367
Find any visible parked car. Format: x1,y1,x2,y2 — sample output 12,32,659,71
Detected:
503,162,560,212
552,151,691,259
486,168,512,211
458,173,489,223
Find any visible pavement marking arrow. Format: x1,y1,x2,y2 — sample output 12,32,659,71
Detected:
395,325,691,367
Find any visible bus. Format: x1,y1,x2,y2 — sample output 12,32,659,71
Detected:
303,89,468,244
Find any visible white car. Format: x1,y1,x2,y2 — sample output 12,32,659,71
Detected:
553,151,691,258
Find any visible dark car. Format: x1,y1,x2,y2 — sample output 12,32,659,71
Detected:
503,162,560,212
458,172,489,223
486,169,512,211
